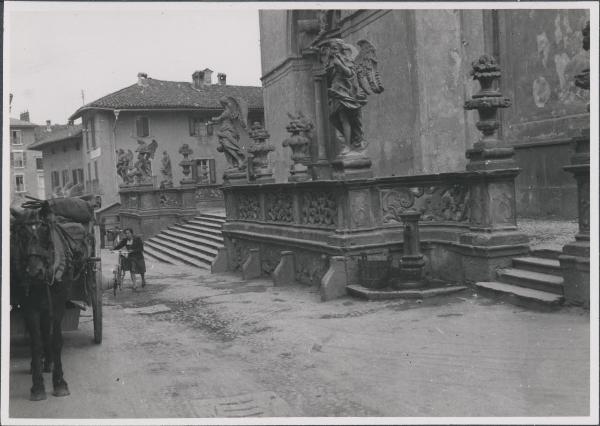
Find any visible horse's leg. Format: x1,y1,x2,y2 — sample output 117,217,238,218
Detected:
24,309,46,401
40,312,53,373
51,288,70,397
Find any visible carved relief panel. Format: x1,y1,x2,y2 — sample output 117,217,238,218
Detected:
300,190,337,227
349,189,372,228
380,184,470,224
265,190,294,223
237,193,261,220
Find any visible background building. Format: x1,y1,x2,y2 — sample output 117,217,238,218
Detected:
259,9,589,219
68,69,264,207
9,113,44,203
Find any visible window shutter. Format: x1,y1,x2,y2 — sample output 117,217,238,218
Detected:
94,161,99,180
209,158,216,183
10,152,14,167
189,116,195,136
23,152,27,166
72,169,78,184
143,117,149,136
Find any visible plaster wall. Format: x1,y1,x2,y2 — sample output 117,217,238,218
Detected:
10,126,43,201
40,137,85,198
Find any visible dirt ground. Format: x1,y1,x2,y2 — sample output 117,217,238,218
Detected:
8,244,591,421
517,218,578,249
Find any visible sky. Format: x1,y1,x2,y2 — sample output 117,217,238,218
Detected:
6,3,262,124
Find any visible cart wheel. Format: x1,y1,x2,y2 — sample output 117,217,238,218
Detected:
91,265,103,344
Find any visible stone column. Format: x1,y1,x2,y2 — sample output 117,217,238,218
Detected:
560,21,590,307
393,210,426,289
459,55,529,283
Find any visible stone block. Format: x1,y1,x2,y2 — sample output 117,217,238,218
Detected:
242,248,261,280
320,256,348,301
211,247,229,274
273,251,295,286
560,253,590,308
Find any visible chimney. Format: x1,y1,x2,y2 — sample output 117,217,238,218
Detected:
192,70,204,89
46,120,52,131
217,73,227,85
20,111,30,122
202,68,213,85
137,72,148,85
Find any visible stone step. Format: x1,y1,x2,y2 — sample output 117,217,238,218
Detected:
197,213,226,223
496,268,564,295
188,218,223,229
144,244,184,266
512,256,562,275
161,229,224,251
173,223,223,239
146,237,214,265
475,281,563,310
145,240,210,269
153,233,219,257
530,247,562,260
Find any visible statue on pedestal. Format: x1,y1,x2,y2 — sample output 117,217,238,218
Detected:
320,38,384,157
116,148,134,185
211,96,248,171
159,151,173,188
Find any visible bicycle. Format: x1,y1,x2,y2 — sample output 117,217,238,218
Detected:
111,249,129,297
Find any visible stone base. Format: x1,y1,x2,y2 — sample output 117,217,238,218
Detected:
320,256,347,301
560,240,590,308
242,248,261,280
223,170,248,186
347,281,467,301
211,247,229,274
331,155,373,180
273,251,295,286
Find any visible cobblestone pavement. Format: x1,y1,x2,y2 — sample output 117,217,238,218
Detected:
517,218,578,249
8,242,591,421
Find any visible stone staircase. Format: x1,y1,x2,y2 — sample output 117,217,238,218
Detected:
475,247,565,310
144,212,225,269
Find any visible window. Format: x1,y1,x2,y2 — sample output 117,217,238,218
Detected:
11,151,24,168
76,141,81,151
37,174,45,199
72,168,84,184
135,116,149,137
194,158,216,184
62,169,70,187
94,160,99,181
36,157,43,170
206,122,214,136
51,171,60,189
11,130,22,145
15,174,25,192
87,163,92,182
189,116,205,136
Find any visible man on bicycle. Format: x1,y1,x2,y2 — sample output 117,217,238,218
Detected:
113,228,147,290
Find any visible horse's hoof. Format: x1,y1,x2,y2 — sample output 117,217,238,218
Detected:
53,380,70,397
30,387,47,401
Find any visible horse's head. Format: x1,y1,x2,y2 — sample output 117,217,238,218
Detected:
11,208,53,282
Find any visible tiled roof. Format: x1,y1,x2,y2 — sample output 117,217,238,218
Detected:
69,78,263,120
10,118,39,127
28,125,83,150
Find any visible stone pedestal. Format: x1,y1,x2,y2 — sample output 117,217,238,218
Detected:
392,210,426,289
248,122,275,184
223,169,249,186
320,256,348,301
560,130,590,307
273,251,296,286
242,248,261,280
211,247,229,274
331,155,374,180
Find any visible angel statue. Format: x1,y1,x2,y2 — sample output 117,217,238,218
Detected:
116,148,134,184
134,138,159,180
159,150,173,188
321,38,384,156
211,96,248,171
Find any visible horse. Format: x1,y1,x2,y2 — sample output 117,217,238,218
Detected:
10,206,78,401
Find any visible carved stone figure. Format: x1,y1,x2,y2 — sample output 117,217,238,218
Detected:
283,112,314,182
314,10,341,42
159,150,173,188
320,38,384,156
211,96,248,171
116,148,134,185
178,144,194,184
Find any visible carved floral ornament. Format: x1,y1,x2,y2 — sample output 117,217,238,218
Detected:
237,193,260,220
381,185,470,224
300,190,337,226
266,191,293,223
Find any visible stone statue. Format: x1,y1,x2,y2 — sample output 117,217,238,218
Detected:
320,38,384,156
127,139,158,184
211,96,248,171
116,148,134,185
159,150,173,188
315,10,341,41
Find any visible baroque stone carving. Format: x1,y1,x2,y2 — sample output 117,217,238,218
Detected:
116,149,134,185
300,190,337,226
237,193,260,220
178,144,193,183
159,191,179,208
320,38,384,156
159,151,173,188
128,139,158,185
195,187,224,200
211,96,248,174
574,21,590,93
350,190,370,228
463,55,513,166
381,185,470,224
260,246,280,276
265,190,293,223
283,112,314,182
247,122,275,182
